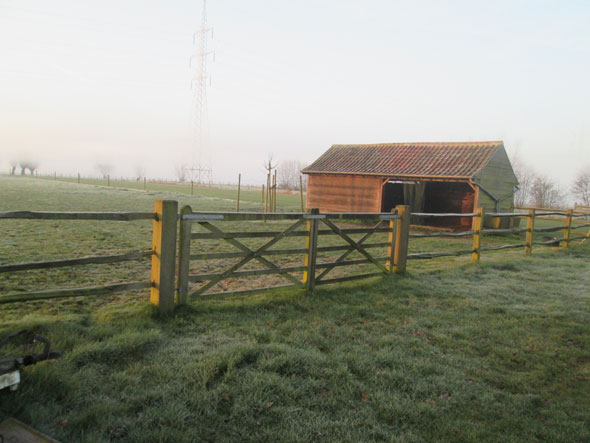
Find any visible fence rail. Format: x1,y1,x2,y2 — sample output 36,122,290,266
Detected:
0,211,155,221
2,201,589,313
1,210,154,305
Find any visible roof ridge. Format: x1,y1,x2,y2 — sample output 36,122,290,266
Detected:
331,141,503,148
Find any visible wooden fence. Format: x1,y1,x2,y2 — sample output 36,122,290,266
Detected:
0,210,155,304
174,206,401,304
1,201,589,314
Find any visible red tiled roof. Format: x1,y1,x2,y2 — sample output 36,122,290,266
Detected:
301,141,503,179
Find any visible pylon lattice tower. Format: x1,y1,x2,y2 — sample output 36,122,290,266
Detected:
190,0,214,184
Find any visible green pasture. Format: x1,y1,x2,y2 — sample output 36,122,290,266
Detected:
0,176,589,442
36,174,304,211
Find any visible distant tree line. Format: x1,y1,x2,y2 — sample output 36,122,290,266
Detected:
9,160,38,176
512,153,590,208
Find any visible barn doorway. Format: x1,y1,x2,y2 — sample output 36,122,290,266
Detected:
381,182,404,212
381,180,475,229
381,181,426,216
422,182,475,229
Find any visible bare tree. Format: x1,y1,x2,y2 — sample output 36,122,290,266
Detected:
510,150,535,207
263,154,278,178
95,163,113,179
278,159,306,189
571,168,590,206
9,160,17,175
18,160,39,175
135,164,146,181
530,175,564,208
174,163,189,183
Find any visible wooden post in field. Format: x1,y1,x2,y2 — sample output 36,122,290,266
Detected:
272,169,277,212
77,173,80,184
177,205,192,306
54,172,56,180
150,200,178,314
236,173,241,212
393,205,410,273
387,209,397,273
525,208,535,255
268,174,274,212
472,207,484,262
299,175,304,212
303,208,320,294
563,209,573,248
262,184,265,205
107,174,110,187
191,180,194,196
143,176,146,191
265,173,270,212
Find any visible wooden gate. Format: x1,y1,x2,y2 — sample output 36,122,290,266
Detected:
176,208,402,302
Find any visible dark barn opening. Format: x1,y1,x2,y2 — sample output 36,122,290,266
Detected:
381,181,474,229
381,182,404,212
423,182,474,229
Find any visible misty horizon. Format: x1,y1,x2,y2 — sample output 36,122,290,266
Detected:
1,0,588,189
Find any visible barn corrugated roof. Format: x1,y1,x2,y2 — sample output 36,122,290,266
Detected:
301,141,503,179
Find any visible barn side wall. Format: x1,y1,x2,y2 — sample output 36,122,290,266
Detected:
305,174,382,212
473,146,518,227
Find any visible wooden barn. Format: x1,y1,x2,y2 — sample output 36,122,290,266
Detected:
301,141,518,229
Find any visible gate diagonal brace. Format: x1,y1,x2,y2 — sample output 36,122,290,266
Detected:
315,220,386,282
189,219,305,298
321,219,389,274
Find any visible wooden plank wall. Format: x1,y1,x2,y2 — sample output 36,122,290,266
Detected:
306,174,382,212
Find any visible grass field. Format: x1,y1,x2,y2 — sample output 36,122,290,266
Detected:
1,176,589,442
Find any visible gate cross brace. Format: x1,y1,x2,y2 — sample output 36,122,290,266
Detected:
189,219,305,298
315,220,386,282
321,219,389,274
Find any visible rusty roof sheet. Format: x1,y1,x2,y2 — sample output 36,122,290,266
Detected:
301,141,503,179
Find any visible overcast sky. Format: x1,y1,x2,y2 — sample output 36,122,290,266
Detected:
0,0,588,187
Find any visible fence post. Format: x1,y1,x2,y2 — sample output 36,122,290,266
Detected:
303,208,320,294
77,173,80,184
177,205,192,306
387,209,397,273
525,208,535,255
107,174,110,186
143,176,146,191
472,207,484,262
393,205,410,273
191,180,194,196
299,175,304,212
272,169,277,212
236,173,241,212
563,209,573,248
150,200,178,314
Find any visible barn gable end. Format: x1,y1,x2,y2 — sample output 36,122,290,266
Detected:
473,144,518,213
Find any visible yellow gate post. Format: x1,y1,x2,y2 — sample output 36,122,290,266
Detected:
387,209,397,273
393,205,410,273
525,209,535,255
150,200,178,314
472,208,484,262
563,209,573,248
